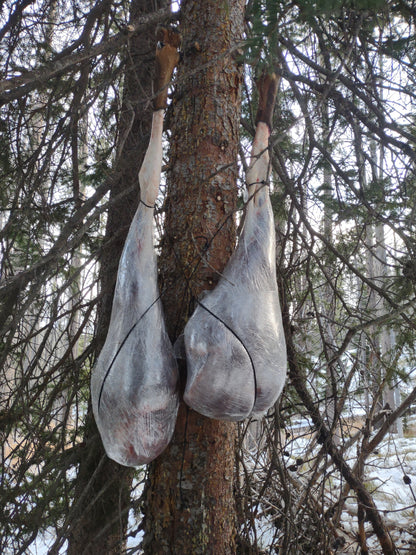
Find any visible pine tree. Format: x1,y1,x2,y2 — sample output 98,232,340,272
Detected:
141,1,244,551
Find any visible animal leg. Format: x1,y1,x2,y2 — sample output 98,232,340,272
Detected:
139,27,181,206
91,30,181,466
183,69,287,421
246,71,280,200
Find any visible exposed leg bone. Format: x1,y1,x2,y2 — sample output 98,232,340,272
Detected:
91,29,181,467
141,27,181,205
139,109,164,207
183,71,287,421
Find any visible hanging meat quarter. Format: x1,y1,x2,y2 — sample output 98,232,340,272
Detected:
91,28,181,467
183,71,287,421
91,29,286,466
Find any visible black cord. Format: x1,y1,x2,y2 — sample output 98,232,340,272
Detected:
245,179,268,189
99,183,265,413
97,296,161,411
196,299,258,412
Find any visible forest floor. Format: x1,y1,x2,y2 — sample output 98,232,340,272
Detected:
30,414,416,554
251,412,416,554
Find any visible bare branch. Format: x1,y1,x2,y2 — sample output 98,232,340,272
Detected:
0,7,174,104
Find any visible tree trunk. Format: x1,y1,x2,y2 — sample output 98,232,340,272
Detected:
142,1,244,553
67,2,167,553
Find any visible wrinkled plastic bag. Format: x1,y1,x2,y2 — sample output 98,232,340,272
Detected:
91,200,179,467
183,122,287,421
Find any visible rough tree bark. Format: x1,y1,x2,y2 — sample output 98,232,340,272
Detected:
142,1,244,553
67,2,168,553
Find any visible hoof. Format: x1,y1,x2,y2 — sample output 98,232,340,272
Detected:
153,26,182,110
255,69,281,131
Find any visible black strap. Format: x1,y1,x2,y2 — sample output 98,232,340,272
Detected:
97,296,160,411
140,199,154,209
196,299,258,413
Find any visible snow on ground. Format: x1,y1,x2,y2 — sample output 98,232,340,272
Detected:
243,413,416,553
27,415,416,554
